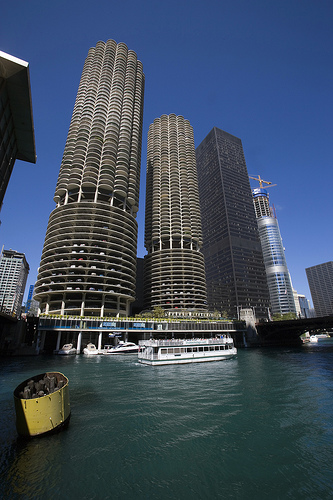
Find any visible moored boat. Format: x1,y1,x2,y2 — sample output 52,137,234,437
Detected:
138,336,237,365
83,343,101,355
13,372,70,437
56,343,77,355
103,341,139,354
309,335,319,343
315,333,330,339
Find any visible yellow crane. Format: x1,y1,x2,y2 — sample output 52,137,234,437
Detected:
249,175,276,188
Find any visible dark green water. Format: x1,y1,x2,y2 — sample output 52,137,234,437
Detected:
1,340,333,499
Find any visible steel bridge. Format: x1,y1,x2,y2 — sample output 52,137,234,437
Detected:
255,316,333,346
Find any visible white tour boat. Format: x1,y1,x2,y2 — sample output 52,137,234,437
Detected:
138,336,237,365
103,341,139,354
83,343,101,355
57,343,77,355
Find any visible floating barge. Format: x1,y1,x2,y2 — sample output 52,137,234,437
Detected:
138,336,237,365
13,372,71,437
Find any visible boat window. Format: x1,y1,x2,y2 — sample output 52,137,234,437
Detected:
174,348,180,354
209,346,214,351
161,349,167,354
186,347,192,353
199,346,204,352
193,347,197,352
204,346,208,351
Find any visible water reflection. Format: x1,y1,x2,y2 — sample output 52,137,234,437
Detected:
3,431,67,499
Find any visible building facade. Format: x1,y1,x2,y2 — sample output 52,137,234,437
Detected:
24,284,39,315
144,114,207,313
34,40,145,317
306,261,333,317
0,51,36,212
252,187,296,316
0,249,29,316
195,127,270,320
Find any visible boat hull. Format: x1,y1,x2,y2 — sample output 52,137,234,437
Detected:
14,372,71,438
138,349,237,365
104,348,139,354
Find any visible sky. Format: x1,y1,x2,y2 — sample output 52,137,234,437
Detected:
1,0,332,305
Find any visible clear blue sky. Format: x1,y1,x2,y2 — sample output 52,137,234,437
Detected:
1,0,332,305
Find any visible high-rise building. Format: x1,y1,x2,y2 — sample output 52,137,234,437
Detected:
0,51,36,211
252,186,296,316
195,127,270,320
296,293,312,318
144,114,207,313
24,284,39,315
0,249,29,316
34,40,145,317
306,261,333,317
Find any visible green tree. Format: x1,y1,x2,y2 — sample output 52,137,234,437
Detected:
152,306,165,318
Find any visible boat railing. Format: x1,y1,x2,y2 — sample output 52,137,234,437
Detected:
138,337,233,347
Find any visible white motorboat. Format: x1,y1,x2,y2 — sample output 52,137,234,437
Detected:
309,335,318,343
103,341,139,354
57,343,77,355
83,343,100,355
138,336,237,365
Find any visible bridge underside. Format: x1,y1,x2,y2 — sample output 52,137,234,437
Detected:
255,316,333,347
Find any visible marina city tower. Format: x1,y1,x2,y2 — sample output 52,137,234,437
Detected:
144,114,207,313
34,40,144,317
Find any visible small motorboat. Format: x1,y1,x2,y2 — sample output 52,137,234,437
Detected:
103,341,139,354
309,335,318,343
83,343,100,355
14,372,70,437
57,343,77,355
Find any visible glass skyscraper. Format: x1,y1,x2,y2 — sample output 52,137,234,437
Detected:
144,114,207,313
252,187,296,316
34,40,145,317
195,127,270,320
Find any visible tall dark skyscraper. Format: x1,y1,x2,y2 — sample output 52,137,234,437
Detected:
144,114,207,313
306,261,333,317
195,127,270,320
34,40,145,318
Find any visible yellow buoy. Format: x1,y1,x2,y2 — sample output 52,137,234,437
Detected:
14,372,71,437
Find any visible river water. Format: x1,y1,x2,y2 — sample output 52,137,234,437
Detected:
1,339,333,499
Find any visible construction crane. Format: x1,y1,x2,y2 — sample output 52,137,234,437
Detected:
249,175,277,189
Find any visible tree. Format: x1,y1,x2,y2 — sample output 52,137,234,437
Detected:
152,306,165,318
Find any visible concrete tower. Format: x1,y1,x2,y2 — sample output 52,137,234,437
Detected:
252,186,296,317
34,40,145,317
144,114,207,313
195,127,270,321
